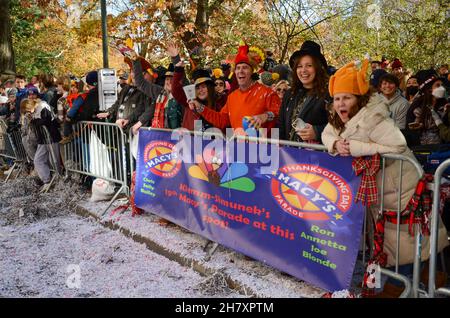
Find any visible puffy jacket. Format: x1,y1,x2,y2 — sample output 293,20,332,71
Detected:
322,93,448,266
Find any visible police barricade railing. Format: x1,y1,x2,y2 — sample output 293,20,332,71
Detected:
428,158,450,298
376,153,424,298
239,136,415,297
61,121,129,214
0,119,16,161
39,125,64,193
135,127,416,296
0,119,29,182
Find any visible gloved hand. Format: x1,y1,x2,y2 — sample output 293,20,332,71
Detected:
431,109,443,127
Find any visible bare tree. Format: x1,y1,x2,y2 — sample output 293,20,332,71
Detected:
264,0,354,63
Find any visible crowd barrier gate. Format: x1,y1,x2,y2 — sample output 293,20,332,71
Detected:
0,119,29,182
61,121,129,214
428,158,450,298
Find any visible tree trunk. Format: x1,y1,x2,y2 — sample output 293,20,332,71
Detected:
0,0,16,76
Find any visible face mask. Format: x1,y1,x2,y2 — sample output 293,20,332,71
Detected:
432,86,446,99
406,86,419,97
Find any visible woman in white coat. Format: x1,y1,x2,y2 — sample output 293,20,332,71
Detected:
321,59,448,293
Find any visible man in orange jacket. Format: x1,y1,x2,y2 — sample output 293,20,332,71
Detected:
191,42,281,135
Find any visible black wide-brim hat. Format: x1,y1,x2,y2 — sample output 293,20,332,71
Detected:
192,68,214,86
289,40,328,71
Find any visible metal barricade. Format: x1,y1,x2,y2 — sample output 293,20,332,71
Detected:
135,128,419,296
245,137,417,297
61,121,129,214
375,153,424,298
0,119,29,182
428,158,450,298
38,125,64,192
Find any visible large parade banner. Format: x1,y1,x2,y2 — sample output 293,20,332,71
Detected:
135,129,365,292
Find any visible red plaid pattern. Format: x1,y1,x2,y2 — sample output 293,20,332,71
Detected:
352,154,381,207
363,175,433,297
383,174,433,236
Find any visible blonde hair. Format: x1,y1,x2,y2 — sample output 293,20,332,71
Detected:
20,98,39,114
274,80,290,90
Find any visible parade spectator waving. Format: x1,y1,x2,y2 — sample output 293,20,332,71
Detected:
191,41,281,135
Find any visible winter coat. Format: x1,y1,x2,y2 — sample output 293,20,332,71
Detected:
278,88,330,142
171,66,202,131
132,59,163,127
14,88,28,123
30,100,62,144
322,93,448,266
380,91,410,129
150,92,184,129
67,87,100,122
171,66,220,131
105,84,148,132
42,86,58,113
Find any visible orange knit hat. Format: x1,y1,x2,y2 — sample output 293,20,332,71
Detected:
329,59,370,97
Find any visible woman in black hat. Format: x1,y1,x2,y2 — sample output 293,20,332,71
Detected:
278,40,330,143
169,43,219,131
